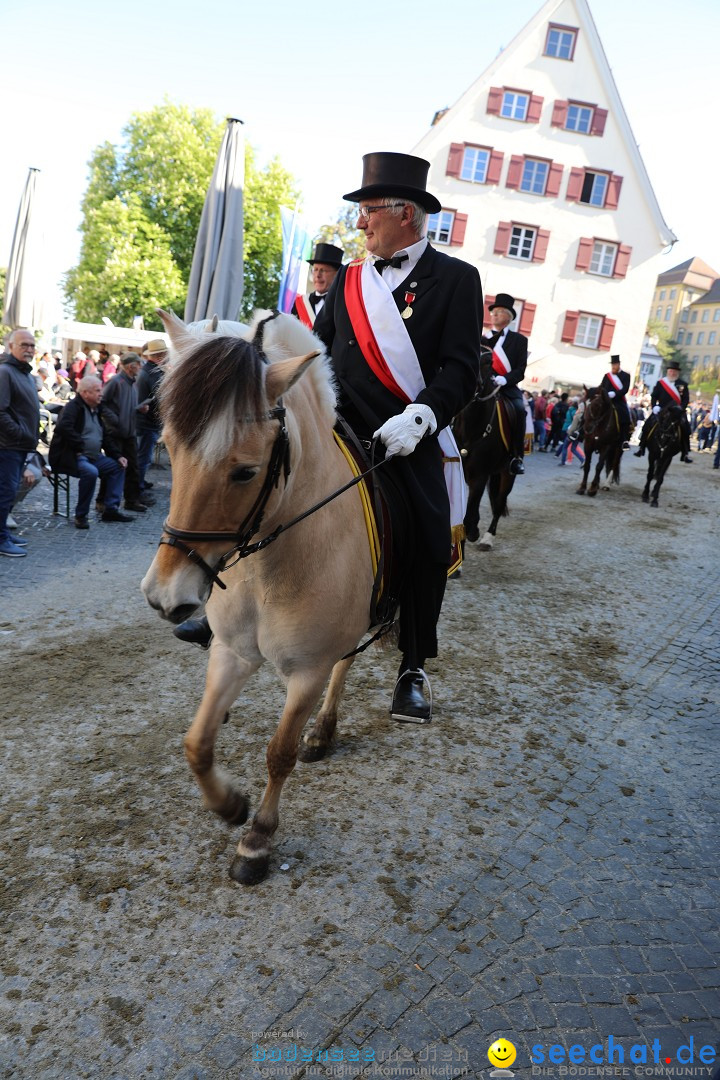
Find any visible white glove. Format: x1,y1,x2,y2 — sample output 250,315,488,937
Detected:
493,375,507,387
652,405,661,414
374,403,437,458
607,390,616,398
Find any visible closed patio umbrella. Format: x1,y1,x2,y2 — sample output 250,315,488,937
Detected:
184,117,245,323
3,167,45,329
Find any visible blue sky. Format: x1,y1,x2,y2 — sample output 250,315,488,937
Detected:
2,0,718,323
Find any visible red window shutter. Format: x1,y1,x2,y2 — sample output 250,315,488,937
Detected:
575,237,593,271
598,317,616,351
487,87,503,116
484,296,495,328
486,149,504,185
566,167,584,201
519,302,537,336
527,94,544,123
551,100,568,127
613,244,632,279
450,213,468,246
446,143,464,178
545,162,563,197
494,222,512,255
605,174,623,209
506,155,524,189
591,107,608,136
562,311,579,343
532,230,550,263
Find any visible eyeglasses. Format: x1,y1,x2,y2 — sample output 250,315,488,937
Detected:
357,203,405,221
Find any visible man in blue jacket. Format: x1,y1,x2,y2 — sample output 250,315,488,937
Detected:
0,329,40,557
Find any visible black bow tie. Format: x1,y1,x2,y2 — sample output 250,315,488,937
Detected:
374,254,408,274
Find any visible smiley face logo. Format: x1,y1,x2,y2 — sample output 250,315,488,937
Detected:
488,1039,517,1069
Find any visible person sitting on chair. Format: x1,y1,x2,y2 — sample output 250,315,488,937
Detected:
600,354,631,448
483,294,528,476
634,359,692,462
291,243,344,328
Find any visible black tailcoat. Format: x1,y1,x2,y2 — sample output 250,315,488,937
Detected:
484,328,528,401
600,368,631,423
652,378,689,411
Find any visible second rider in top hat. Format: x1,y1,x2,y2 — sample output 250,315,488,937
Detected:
484,294,528,475
291,243,344,327
314,151,483,724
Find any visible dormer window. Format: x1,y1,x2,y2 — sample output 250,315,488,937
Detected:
544,23,578,60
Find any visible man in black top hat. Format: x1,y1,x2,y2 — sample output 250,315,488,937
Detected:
314,151,483,724
599,354,631,447
484,293,528,475
634,360,692,461
291,243,344,327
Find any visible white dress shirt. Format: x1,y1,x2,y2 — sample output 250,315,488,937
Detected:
374,237,428,293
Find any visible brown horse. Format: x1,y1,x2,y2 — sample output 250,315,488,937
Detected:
576,388,623,497
454,349,517,550
141,310,376,885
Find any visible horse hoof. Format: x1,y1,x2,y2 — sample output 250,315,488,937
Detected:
465,527,479,543
641,492,649,503
219,790,250,826
297,740,330,763
477,533,494,551
229,853,270,886
651,499,659,508
587,489,597,498
575,488,585,495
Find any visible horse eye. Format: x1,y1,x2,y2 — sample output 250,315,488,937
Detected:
230,466,259,484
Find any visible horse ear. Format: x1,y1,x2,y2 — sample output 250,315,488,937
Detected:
157,309,197,352
206,314,219,333
265,351,320,402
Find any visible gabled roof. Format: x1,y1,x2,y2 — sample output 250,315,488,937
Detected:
691,279,720,307
657,257,719,289
416,0,676,248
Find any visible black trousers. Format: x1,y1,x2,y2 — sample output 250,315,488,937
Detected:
98,436,141,504
397,555,448,667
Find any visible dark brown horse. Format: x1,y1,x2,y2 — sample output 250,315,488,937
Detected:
641,405,683,507
454,349,517,550
576,388,623,497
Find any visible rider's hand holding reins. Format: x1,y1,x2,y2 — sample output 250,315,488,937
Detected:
492,375,507,387
374,403,437,458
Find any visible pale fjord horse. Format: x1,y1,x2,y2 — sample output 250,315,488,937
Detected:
141,310,374,885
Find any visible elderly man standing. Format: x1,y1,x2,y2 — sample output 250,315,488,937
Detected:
314,152,483,723
0,329,41,557
101,352,150,512
49,376,134,528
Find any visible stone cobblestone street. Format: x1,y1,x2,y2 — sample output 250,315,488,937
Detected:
1,445,718,1080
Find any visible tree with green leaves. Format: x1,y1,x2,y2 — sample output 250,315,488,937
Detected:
316,205,366,262
646,318,689,380
64,102,299,329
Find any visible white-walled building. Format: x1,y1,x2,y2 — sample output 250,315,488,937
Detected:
413,0,676,389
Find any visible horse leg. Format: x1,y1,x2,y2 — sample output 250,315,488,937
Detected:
183,641,262,826
588,452,604,496
463,471,487,544
298,656,355,762
480,472,513,549
230,667,331,885
641,456,653,502
651,456,671,507
576,449,590,494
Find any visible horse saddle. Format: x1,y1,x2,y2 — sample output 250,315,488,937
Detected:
332,421,411,632
495,396,518,453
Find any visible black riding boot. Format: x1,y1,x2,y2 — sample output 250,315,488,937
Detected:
173,615,213,647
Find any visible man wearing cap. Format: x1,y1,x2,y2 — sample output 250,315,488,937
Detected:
101,353,150,510
634,360,692,462
600,354,631,448
483,294,528,475
292,243,344,327
313,151,483,724
135,338,168,498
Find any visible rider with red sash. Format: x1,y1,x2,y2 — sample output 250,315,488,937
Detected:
314,152,482,725
483,293,528,475
635,359,692,462
600,354,631,447
291,243,344,328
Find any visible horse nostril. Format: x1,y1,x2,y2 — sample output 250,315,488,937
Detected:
168,603,201,625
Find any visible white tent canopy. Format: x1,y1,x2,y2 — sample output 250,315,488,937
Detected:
51,321,168,355
521,351,610,391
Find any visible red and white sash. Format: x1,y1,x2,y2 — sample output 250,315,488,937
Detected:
658,377,681,405
491,335,512,377
294,294,315,329
344,258,468,548
606,371,623,392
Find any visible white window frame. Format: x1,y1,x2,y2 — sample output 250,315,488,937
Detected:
655,307,662,319
575,313,603,349
697,332,705,345
590,241,617,276
702,309,710,322
681,310,689,323
460,146,490,184
545,26,576,59
686,333,693,345
501,91,529,121
714,310,720,322
665,306,672,320
677,329,685,344
659,289,666,300
579,171,609,207
520,158,549,195
508,225,537,260
709,332,716,345
427,210,455,245
565,103,593,133
670,288,676,299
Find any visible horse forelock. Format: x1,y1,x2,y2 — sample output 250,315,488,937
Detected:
160,336,268,465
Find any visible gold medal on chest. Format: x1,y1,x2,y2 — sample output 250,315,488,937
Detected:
402,307,413,319
402,291,416,319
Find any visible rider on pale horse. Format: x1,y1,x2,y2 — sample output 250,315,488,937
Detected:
634,359,693,463
483,293,528,476
291,243,344,329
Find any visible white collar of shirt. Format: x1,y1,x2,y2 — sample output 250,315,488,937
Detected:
374,236,428,292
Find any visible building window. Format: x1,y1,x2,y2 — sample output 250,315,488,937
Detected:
697,332,705,345
580,171,608,206
460,146,490,183
565,103,593,133
691,311,698,323
665,306,672,320
692,355,700,364
427,211,455,245
709,332,716,345
681,310,689,323
545,23,577,59
686,333,693,345
590,241,617,276
659,289,666,300
670,288,676,299
567,168,622,209
702,309,710,322
575,314,603,348
714,310,720,322
677,329,685,344
655,307,662,319
508,225,537,260
520,158,549,195
501,91,529,121
704,355,711,366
